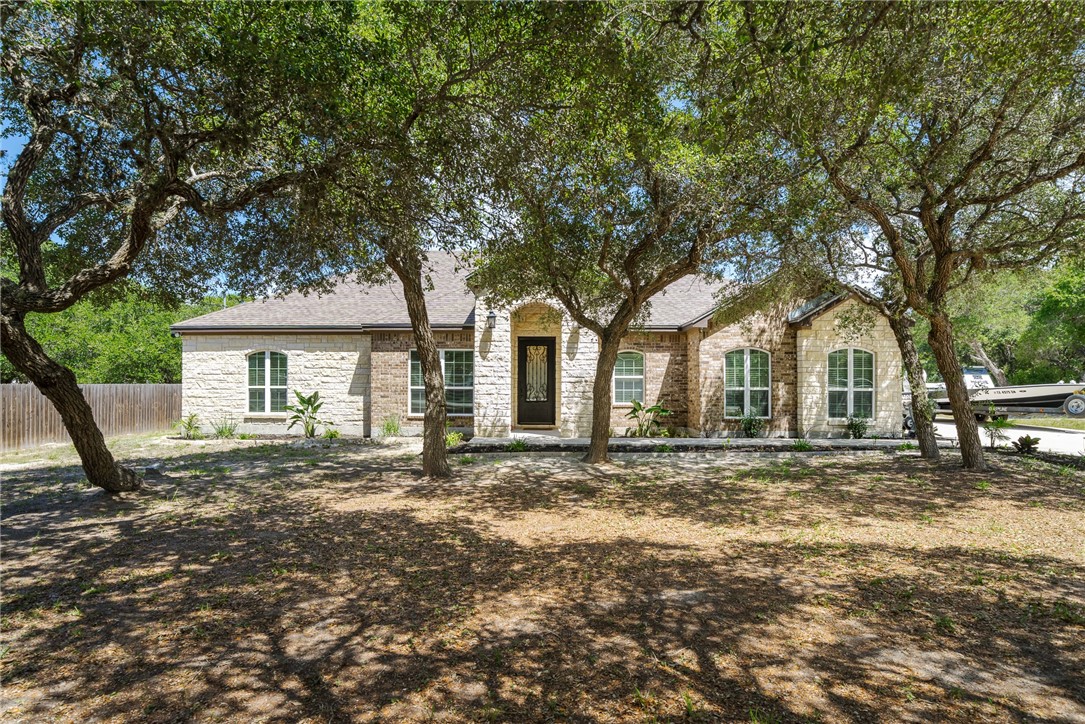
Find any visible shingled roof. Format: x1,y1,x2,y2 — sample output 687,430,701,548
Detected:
171,252,731,333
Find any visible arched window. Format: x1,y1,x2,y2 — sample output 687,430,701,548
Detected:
724,348,771,418
828,348,874,419
248,351,288,413
613,351,644,404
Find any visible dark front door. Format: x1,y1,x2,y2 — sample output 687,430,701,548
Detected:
517,336,556,425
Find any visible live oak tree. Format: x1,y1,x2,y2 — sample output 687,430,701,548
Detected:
1,2,357,491
300,3,592,478
740,2,1085,470
474,12,785,464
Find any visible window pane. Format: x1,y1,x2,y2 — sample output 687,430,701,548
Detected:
725,389,745,417
853,350,874,389
615,352,643,377
446,388,473,416
270,388,288,413
409,351,422,388
853,391,874,419
410,388,425,415
828,350,849,388
248,354,265,387
750,389,770,417
444,350,473,388
249,388,265,413
614,378,643,404
829,390,848,418
725,350,745,388
749,350,770,389
269,352,288,387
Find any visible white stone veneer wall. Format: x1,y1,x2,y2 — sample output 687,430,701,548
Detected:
796,300,903,438
181,333,371,436
474,299,599,437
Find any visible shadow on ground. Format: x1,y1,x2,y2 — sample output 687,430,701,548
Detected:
1,440,1083,722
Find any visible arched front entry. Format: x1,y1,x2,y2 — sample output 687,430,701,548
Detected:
511,303,563,428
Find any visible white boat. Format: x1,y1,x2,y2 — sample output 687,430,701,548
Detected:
932,380,1085,418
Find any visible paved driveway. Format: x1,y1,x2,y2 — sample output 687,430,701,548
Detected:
933,419,1085,456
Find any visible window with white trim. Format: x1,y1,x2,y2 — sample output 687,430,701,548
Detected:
248,351,288,413
613,351,644,404
410,350,474,416
724,348,771,418
828,348,874,419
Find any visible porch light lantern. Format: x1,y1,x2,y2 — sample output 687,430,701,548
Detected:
486,310,497,329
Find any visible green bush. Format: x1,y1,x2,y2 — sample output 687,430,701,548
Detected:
211,417,238,439
845,416,868,439
322,426,341,440
1011,434,1041,454
380,415,401,438
506,439,527,452
176,414,202,440
792,439,813,452
285,390,330,438
740,411,764,438
624,399,673,437
445,429,464,448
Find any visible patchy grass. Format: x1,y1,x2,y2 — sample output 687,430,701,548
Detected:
1008,417,1085,431
1,437,1084,722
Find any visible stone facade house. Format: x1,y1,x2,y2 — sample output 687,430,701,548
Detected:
172,254,904,439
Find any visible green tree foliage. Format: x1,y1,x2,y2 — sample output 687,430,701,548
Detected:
0,291,235,384
1,1,359,491
736,2,1085,470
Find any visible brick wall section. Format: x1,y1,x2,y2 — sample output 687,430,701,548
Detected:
370,330,474,435
796,298,903,438
609,332,689,432
181,333,370,436
694,305,798,437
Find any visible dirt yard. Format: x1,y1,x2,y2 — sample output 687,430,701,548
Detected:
1,436,1083,723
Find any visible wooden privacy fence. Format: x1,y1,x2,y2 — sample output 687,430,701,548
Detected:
1,384,182,451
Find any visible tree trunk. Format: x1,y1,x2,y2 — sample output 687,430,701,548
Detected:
887,314,940,461
387,253,451,478
584,333,621,464
0,314,141,491
969,340,1008,386
928,312,986,471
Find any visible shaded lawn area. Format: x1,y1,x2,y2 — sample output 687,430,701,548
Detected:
1,437,1084,723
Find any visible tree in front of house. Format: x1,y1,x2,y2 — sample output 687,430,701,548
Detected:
740,2,1085,470
1,2,360,491
474,8,788,464
290,3,597,478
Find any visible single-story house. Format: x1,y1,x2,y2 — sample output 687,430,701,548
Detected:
171,253,904,439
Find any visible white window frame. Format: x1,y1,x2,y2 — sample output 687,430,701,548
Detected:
409,349,474,417
612,350,645,406
723,348,772,419
828,347,875,420
247,351,288,414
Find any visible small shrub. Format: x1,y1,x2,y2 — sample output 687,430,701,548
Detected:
740,411,764,438
655,443,675,453
211,417,238,439
458,455,477,465
285,390,330,438
321,426,341,439
844,416,868,439
237,432,257,440
982,406,1013,449
973,480,992,491
445,429,464,448
897,441,918,451
1011,435,1041,454
380,414,401,438
625,399,673,437
176,414,202,440
505,439,527,452
792,439,813,452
